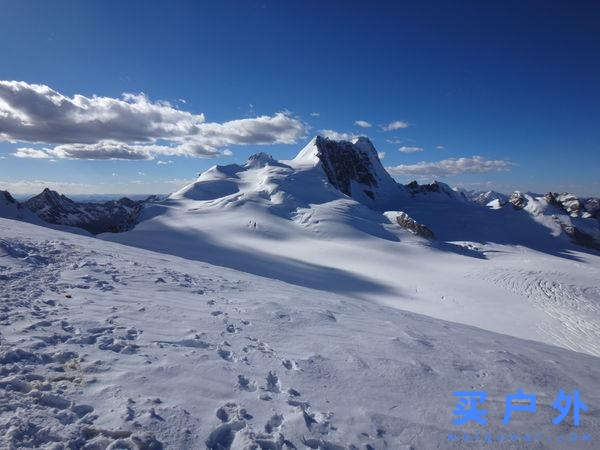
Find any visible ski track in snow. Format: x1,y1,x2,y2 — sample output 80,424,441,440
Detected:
472,267,600,357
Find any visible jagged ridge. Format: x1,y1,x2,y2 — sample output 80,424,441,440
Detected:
24,189,153,234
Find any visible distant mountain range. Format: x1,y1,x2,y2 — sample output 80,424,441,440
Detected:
1,135,599,249
1,188,160,234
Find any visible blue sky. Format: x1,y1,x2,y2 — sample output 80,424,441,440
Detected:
1,0,599,196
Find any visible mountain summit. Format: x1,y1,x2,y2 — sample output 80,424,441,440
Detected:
291,136,405,207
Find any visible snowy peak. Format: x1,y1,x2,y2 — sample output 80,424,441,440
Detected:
312,136,380,197
245,152,281,168
292,135,404,206
26,188,75,212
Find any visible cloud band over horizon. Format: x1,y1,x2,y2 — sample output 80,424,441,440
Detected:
0,81,306,160
386,156,514,176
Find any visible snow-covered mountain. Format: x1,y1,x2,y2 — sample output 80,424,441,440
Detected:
4,136,598,251
504,191,600,250
98,135,600,355
291,136,407,208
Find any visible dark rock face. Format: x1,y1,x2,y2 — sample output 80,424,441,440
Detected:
314,136,378,197
584,198,600,218
392,212,435,239
509,192,528,210
407,180,437,193
468,190,508,206
24,188,150,234
544,192,562,208
406,181,467,201
545,192,600,219
558,222,600,250
1,190,17,204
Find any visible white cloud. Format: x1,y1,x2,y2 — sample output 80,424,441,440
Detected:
156,160,173,165
398,146,424,154
310,112,320,117
0,81,306,160
13,147,52,158
222,149,233,156
386,156,514,176
381,120,409,131
318,129,361,141
436,145,445,150
377,151,386,160
354,120,372,128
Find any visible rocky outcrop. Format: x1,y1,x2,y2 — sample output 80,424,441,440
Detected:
558,221,600,250
292,136,404,207
385,211,435,239
313,136,379,197
545,192,599,219
1,190,17,205
24,189,151,234
509,191,528,210
467,190,508,206
583,198,600,218
406,181,468,202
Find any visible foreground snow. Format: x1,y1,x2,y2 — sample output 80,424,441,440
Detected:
2,218,600,449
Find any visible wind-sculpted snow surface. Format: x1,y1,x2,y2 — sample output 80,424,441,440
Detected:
2,218,600,448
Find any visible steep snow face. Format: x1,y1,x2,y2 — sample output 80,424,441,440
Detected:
24,188,147,234
291,136,406,208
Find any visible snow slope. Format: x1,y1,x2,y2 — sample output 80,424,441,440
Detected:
2,218,600,449
102,138,600,360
